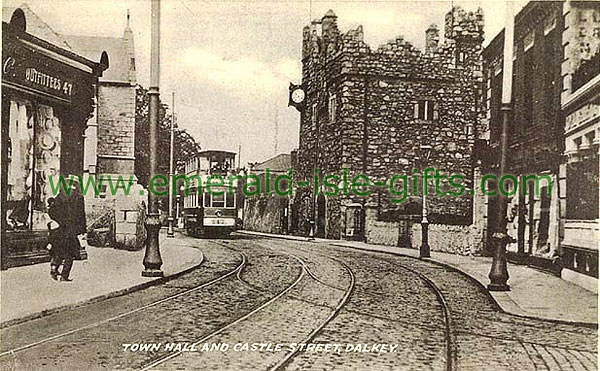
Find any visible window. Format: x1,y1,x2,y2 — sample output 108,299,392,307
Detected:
328,94,337,122
6,102,61,231
311,103,317,130
544,15,556,36
524,30,535,52
523,48,534,127
465,125,473,136
414,100,436,121
494,62,502,76
211,192,225,207
226,192,235,208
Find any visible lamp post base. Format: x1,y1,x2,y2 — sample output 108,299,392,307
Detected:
143,213,163,277
419,222,430,258
166,217,175,238
488,232,511,292
488,283,510,291
142,269,164,277
419,244,431,258
308,221,315,241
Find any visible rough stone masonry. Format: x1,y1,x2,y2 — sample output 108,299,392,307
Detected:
293,7,488,252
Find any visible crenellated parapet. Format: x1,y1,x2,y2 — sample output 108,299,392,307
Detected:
444,6,485,42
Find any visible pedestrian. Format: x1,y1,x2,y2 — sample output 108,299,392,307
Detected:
48,177,87,282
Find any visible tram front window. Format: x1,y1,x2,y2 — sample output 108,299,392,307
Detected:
212,192,225,207
226,192,235,208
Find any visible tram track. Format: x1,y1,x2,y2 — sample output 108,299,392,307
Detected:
0,241,246,358
139,238,356,371
139,243,307,370
365,254,457,371
269,257,356,371
261,239,455,371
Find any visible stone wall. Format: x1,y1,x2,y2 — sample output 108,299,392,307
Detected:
411,222,484,255
294,7,485,243
244,196,288,234
97,84,136,175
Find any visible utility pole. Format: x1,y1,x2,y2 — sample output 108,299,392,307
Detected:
167,91,175,238
143,0,163,277
488,1,514,291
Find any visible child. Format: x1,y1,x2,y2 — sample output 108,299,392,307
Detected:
47,197,61,280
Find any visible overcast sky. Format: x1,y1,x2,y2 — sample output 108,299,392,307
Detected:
8,0,526,166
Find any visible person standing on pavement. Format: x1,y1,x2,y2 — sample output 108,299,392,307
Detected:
48,177,87,282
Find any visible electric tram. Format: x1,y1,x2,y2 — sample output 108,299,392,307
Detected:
181,150,241,237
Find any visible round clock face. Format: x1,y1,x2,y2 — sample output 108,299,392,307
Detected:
291,88,305,104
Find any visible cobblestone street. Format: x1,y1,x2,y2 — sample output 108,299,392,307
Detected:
0,234,596,371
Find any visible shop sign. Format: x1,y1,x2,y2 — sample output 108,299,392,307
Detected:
2,43,76,102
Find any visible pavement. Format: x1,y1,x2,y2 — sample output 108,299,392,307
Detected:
239,230,598,325
0,231,204,327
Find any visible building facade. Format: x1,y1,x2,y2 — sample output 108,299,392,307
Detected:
559,1,599,289
482,1,565,261
63,13,143,249
293,8,487,253
1,6,106,268
64,13,137,186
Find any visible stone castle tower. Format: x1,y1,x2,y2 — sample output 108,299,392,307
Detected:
293,7,487,254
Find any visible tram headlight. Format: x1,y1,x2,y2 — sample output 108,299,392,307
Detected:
215,210,222,218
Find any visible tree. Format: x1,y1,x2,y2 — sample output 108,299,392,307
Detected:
135,85,202,188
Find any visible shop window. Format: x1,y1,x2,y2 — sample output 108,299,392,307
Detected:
6,101,61,231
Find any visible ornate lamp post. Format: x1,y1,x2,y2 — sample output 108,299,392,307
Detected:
488,1,514,291
143,0,163,277
419,144,432,258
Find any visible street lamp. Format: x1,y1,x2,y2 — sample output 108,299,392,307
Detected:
143,0,163,277
488,1,514,292
419,144,432,258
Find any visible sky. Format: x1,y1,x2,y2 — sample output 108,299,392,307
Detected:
5,0,527,167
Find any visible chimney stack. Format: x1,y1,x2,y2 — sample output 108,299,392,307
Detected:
425,24,439,54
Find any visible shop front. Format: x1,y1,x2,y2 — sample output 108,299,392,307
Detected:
1,10,106,269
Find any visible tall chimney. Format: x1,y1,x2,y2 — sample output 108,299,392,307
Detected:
425,24,439,54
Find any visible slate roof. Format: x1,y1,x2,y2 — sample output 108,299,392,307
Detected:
253,153,292,172
2,3,71,50
3,3,134,84
62,34,133,83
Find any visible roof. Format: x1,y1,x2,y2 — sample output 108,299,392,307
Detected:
63,34,133,83
3,3,134,84
253,153,292,172
2,3,71,49
198,150,237,157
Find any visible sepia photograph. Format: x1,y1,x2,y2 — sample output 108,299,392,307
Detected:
0,0,598,369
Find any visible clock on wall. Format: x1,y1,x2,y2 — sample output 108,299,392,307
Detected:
288,83,305,112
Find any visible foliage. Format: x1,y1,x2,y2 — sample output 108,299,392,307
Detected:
135,85,202,187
